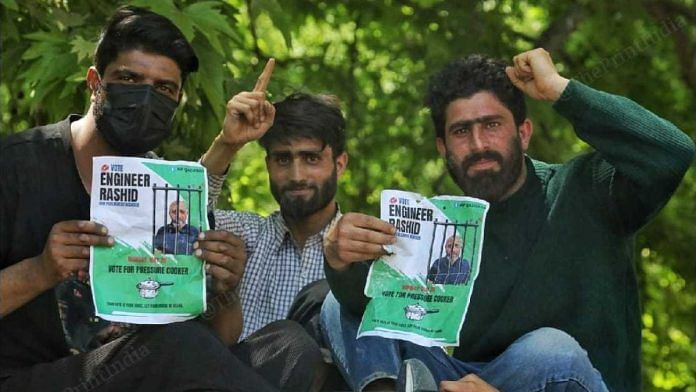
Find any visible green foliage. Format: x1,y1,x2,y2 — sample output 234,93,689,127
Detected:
641,249,696,390
2,1,695,390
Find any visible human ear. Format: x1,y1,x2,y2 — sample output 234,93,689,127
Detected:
335,152,348,177
518,119,533,152
436,137,447,157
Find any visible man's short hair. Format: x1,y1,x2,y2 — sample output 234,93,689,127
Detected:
259,93,346,157
424,54,526,139
169,200,188,210
446,234,462,244
94,6,199,83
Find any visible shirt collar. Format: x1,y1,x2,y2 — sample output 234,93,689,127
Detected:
166,223,191,232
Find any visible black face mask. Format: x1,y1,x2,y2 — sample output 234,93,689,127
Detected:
95,83,178,155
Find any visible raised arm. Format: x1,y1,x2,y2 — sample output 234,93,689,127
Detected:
507,48,695,232
201,59,276,175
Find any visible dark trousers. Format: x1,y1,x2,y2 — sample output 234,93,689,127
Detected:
286,279,349,391
1,319,321,392
285,279,330,345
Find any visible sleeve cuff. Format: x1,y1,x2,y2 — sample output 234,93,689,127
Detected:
207,173,226,211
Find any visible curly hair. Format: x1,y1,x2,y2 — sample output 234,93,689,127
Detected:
424,55,525,139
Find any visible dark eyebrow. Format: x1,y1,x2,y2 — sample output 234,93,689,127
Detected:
111,68,142,80
155,80,181,92
298,149,324,156
269,147,325,157
110,68,180,92
268,151,293,161
447,114,504,133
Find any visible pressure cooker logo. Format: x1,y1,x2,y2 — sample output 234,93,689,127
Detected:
136,278,174,299
404,304,439,321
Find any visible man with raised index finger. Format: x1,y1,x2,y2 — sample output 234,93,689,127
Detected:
201,59,348,342
320,48,695,391
0,6,320,391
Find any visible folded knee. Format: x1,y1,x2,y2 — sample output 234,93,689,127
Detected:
145,321,230,360
265,320,322,363
514,328,592,370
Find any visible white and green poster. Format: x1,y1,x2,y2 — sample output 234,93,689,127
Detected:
90,157,208,324
359,190,489,347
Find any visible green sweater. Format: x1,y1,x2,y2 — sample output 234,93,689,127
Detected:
325,80,695,391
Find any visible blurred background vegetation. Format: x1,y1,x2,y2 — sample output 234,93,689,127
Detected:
1,0,694,389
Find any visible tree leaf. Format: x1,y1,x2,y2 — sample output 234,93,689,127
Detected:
129,0,196,41
191,38,225,122
0,0,18,11
70,35,95,62
249,0,293,47
186,1,243,54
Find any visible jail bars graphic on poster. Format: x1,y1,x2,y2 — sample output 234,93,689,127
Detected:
359,190,490,347
89,157,209,324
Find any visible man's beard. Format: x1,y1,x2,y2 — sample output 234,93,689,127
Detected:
172,219,186,230
445,136,524,202
93,83,107,120
92,83,112,147
270,169,338,220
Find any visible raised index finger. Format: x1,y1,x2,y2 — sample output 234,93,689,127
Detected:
253,58,275,92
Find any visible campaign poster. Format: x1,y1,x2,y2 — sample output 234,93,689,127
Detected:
359,190,489,346
90,156,208,324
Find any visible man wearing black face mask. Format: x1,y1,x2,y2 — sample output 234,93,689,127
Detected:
93,83,179,155
0,6,321,392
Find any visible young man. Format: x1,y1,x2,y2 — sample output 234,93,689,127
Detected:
321,48,695,391
0,7,320,391
201,70,348,339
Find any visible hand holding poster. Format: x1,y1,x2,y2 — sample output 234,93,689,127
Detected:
359,190,489,347
90,157,209,324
